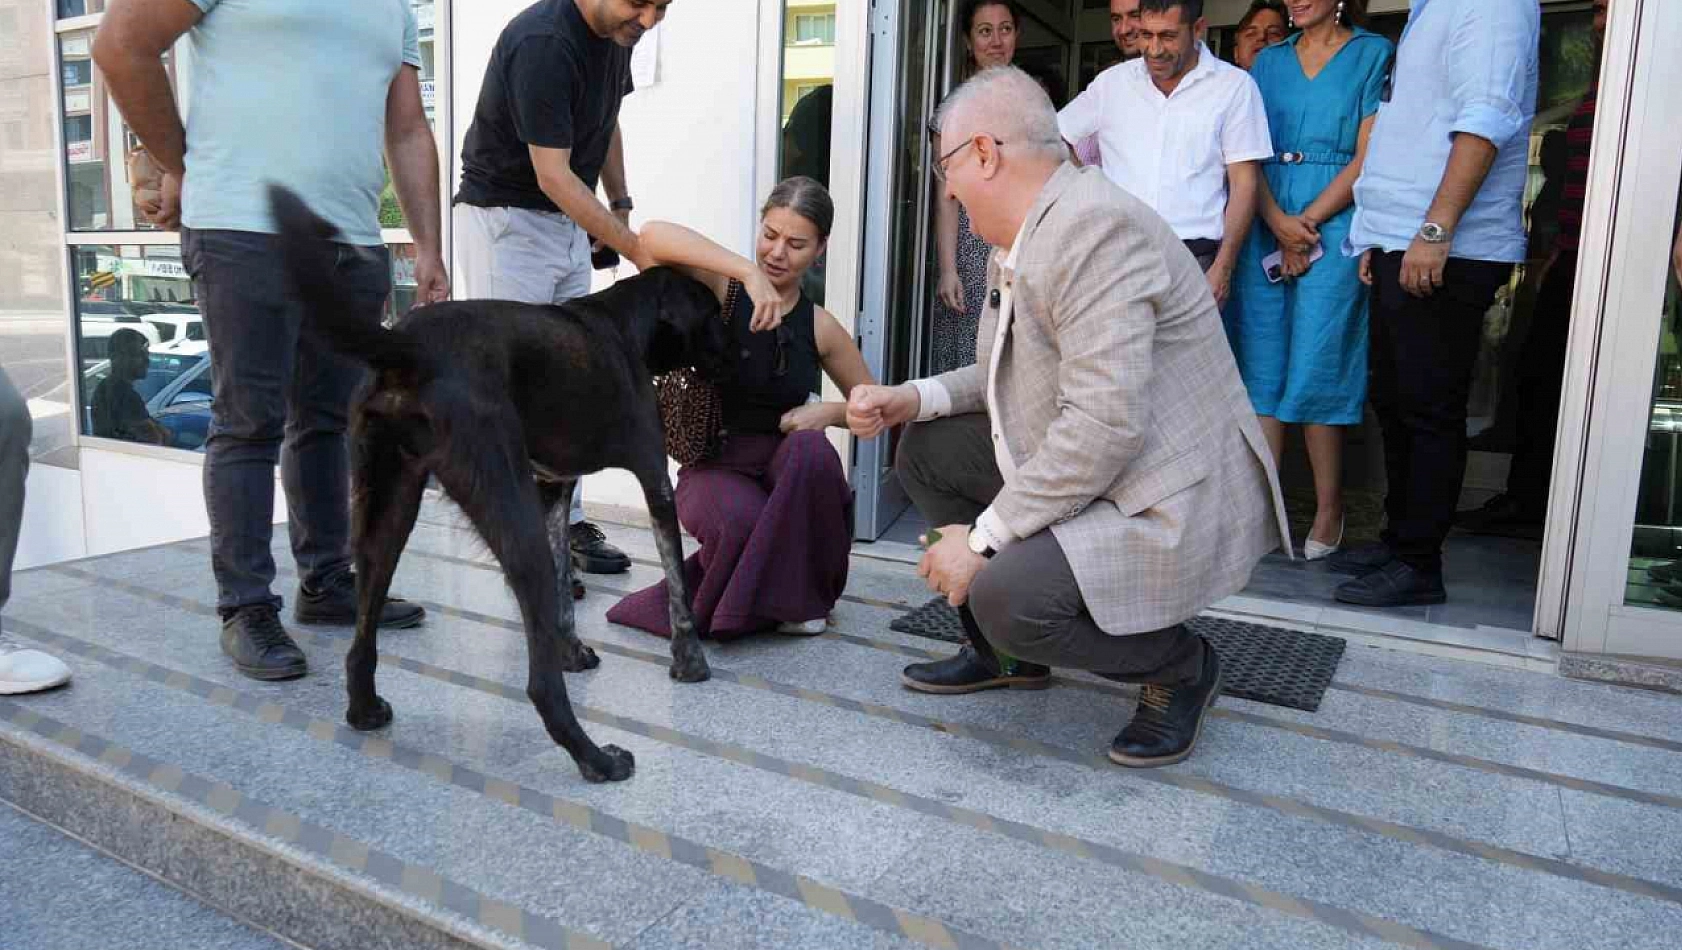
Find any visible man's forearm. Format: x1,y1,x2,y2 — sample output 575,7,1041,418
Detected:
600,124,629,203
386,124,442,257
1218,164,1260,268
1424,133,1499,233
94,50,187,174
539,171,638,257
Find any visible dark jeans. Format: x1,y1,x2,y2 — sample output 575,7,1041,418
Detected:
182,228,391,616
0,367,30,619
1504,251,1577,511
1367,251,1513,573
896,414,1203,685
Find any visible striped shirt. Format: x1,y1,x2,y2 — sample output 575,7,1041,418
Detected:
1555,80,1598,254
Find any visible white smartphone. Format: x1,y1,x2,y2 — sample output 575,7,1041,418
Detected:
1263,243,1325,282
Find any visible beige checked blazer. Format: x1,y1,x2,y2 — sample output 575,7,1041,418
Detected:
931,163,1291,635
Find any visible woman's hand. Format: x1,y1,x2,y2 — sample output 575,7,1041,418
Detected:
938,268,965,312
742,271,783,332
1281,246,1313,279
779,402,837,433
1269,214,1319,254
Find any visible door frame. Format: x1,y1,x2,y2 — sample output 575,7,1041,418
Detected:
1553,0,1682,659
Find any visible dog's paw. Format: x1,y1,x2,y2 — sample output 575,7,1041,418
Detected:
346,697,393,731
558,641,600,673
579,744,635,783
668,653,712,684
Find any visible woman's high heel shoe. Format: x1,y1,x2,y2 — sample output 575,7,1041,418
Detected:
1303,517,1345,561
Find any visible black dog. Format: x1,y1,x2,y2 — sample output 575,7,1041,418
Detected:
268,185,729,784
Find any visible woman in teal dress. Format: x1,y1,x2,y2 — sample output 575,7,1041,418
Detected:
1227,0,1393,560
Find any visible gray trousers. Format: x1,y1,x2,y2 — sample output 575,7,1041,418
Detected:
453,204,591,527
0,368,29,618
896,413,1202,685
183,228,391,615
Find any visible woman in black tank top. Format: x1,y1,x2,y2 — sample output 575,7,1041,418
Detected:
609,178,878,640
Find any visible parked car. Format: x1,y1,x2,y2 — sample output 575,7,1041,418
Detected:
81,348,214,451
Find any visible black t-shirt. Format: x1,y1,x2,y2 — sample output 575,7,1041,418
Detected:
454,0,634,212
91,376,155,443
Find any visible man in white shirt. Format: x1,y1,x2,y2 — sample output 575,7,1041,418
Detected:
1056,0,1271,306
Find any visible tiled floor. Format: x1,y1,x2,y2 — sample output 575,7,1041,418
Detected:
4,510,1681,949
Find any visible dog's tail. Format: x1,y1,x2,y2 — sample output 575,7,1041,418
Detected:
267,184,419,373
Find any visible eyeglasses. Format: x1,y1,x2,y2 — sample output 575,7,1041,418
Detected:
932,135,1005,182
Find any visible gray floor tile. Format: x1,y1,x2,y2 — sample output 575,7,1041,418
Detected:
0,802,293,950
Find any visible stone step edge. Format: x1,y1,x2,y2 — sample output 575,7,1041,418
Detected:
0,706,605,950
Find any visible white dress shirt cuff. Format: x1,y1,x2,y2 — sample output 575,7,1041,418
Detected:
909,378,952,422
971,507,1019,555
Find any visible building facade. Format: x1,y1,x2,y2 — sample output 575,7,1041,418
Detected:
1,0,1679,684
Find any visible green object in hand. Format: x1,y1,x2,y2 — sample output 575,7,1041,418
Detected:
923,528,943,549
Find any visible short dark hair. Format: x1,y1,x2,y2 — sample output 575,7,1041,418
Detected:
1236,0,1286,33
762,176,834,240
1137,0,1203,24
962,0,1020,34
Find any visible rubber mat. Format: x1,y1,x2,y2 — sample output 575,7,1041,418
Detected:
889,597,1346,712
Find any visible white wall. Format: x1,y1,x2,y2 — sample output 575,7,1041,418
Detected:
449,0,765,516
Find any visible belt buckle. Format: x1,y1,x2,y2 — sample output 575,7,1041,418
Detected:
1281,151,1302,165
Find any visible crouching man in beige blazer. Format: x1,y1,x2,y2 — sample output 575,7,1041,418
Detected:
848,66,1289,768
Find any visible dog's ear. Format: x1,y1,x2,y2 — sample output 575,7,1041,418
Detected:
645,270,727,376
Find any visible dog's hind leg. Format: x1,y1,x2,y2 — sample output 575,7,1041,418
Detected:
344,416,427,732
537,477,598,673
437,419,632,783
632,464,711,683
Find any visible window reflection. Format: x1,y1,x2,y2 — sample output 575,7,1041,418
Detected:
776,0,835,306
58,29,177,232
1624,185,1682,609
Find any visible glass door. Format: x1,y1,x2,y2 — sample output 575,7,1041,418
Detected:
1558,0,1682,660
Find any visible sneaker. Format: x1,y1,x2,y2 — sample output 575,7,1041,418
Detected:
570,521,631,575
0,636,72,694
1333,558,1447,607
776,618,828,636
220,605,308,681
1325,540,1393,577
294,572,426,629
1108,639,1223,768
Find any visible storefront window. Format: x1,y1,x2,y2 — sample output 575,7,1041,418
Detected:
775,0,835,306
1623,182,1682,610
57,29,177,232
381,1,439,233
73,244,416,453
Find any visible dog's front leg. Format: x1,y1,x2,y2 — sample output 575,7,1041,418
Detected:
637,470,710,683
540,479,598,672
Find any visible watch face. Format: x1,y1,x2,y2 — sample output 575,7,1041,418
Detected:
1421,223,1447,243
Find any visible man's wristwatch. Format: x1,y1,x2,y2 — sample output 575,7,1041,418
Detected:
609,196,634,212
1418,222,1451,245
967,524,997,559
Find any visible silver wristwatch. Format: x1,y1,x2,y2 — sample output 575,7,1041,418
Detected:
1418,222,1450,244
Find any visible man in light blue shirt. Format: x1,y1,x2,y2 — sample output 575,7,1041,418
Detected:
95,0,449,681
1330,0,1538,608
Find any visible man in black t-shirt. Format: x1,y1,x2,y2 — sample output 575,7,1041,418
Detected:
91,327,169,447
453,0,672,582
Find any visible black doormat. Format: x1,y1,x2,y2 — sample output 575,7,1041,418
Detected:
889,597,1345,712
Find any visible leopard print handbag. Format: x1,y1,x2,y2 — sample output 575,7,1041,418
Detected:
654,278,740,465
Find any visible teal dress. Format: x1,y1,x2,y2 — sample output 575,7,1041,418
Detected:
1228,30,1395,425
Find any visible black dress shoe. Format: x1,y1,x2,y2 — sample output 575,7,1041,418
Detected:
902,644,1050,694
1108,639,1223,768
570,522,631,575
294,572,426,629
1325,540,1393,576
1333,558,1447,607
221,605,307,681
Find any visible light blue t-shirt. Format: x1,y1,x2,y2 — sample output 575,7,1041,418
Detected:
183,0,420,246
1348,0,1539,263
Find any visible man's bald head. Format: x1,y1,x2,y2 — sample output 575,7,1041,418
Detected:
935,65,1065,164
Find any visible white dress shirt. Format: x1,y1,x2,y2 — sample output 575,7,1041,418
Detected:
910,219,1028,555
1056,45,1272,242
